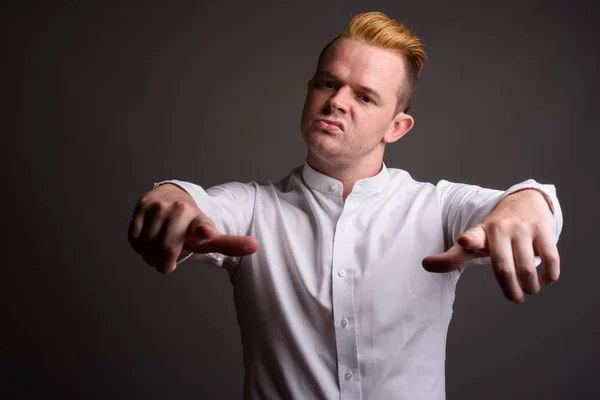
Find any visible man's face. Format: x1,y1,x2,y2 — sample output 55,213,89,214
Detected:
301,38,409,164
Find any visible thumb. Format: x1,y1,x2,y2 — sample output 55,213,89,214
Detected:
184,215,259,257
457,224,489,255
422,242,483,273
187,213,220,240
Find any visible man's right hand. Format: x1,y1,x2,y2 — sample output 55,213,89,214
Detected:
127,183,259,274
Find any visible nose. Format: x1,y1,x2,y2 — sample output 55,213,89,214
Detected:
323,87,350,115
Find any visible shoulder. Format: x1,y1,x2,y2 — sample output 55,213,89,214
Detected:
386,167,436,193
211,165,303,195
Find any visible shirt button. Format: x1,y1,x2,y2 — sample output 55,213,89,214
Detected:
330,184,336,191
338,270,346,277
339,224,346,232
340,319,348,328
345,371,353,380
358,181,365,186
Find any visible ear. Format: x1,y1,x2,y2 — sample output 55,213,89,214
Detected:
383,112,414,144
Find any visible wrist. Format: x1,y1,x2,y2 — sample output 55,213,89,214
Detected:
154,182,195,203
510,188,554,215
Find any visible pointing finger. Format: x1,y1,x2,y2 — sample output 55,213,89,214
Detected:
184,234,259,257
422,242,482,273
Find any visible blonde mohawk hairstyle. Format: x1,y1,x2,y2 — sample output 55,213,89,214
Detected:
319,11,426,113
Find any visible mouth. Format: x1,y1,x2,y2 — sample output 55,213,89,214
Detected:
315,119,344,133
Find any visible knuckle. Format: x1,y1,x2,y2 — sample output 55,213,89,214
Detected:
168,202,185,217
174,201,194,216
494,264,513,279
544,252,560,265
488,218,511,232
137,194,153,210
162,246,179,260
517,266,536,279
155,201,170,213
532,220,545,232
133,200,148,217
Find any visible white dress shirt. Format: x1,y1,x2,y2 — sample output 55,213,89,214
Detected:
159,162,562,400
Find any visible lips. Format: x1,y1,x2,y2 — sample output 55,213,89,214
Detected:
315,119,344,133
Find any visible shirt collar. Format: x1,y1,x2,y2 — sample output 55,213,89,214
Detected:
301,161,390,195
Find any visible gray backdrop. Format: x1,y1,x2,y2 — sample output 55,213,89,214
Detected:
3,0,599,398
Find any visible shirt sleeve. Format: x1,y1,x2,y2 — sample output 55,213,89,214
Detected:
153,179,257,268
436,178,563,270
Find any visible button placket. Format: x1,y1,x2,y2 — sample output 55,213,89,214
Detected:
330,205,360,398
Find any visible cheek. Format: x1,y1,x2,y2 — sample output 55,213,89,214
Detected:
301,94,313,116
355,112,388,139
302,93,321,124
306,91,327,110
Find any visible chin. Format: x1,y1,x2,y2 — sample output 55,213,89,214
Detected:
305,131,340,154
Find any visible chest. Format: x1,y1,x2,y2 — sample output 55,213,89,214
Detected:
233,187,451,318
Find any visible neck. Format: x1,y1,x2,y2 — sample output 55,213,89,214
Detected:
306,151,384,201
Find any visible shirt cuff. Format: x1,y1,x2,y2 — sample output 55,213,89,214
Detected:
497,179,563,245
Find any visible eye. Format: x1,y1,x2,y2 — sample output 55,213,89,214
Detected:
313,79,337,89
358,94,373,104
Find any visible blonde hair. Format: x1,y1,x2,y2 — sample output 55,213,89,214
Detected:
318,12,426,113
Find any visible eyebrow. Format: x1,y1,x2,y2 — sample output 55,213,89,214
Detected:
316,70,383,103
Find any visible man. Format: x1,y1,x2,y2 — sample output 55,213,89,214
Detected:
128,12,562,400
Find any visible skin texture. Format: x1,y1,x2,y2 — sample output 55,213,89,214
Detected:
128,37,560,303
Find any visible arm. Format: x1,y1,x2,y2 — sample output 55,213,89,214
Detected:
423,179,563,303
127,181,258,274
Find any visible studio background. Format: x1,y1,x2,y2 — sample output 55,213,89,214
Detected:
3,0,599,399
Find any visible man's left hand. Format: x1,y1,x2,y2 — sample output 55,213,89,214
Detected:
422,189,560,303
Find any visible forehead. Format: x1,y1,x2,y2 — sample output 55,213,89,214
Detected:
318,38,406,97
